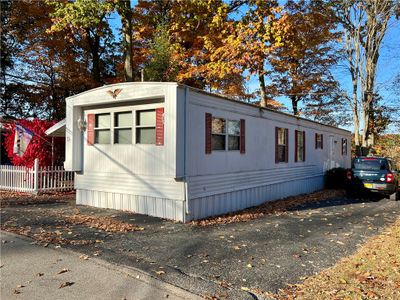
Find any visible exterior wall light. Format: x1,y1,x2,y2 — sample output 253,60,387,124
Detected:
77,117,87,132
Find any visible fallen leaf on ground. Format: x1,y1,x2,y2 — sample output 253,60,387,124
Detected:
79,255,89,260
57,268,69,274
155,270,165,275
65,214,144,233
13,289,21,294
59,282,74,289
191,189,346,226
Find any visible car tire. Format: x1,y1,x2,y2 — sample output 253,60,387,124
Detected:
346,189,355,198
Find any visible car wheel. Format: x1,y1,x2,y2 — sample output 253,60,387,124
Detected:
346,189,355,198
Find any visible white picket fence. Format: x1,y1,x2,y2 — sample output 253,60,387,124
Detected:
0,159,74,193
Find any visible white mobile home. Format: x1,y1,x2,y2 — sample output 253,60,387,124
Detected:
64,82,351,222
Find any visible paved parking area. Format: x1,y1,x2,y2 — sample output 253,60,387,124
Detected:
1,192,399,299
0,231,200,300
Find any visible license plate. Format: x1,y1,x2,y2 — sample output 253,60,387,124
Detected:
364,183,373,188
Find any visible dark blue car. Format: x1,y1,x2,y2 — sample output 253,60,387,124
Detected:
346,157,399,200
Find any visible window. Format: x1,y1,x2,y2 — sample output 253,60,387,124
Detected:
315,133,323,149
211,117,226,150
211,118,241,151
136,110,156,144
228,120,240,150
94,113,111,144
342,138,348,155
114,111,132,144
295,130,305,162
275,127,288,163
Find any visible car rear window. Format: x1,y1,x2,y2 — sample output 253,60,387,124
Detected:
352,158,388,170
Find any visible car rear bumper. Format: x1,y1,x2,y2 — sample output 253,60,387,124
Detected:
347,182,397,195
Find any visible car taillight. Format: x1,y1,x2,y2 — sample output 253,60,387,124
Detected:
386,173,394,183
346,170,352,180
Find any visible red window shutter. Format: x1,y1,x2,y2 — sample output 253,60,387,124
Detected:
205,113,212,154
240,119,245,154
315,133,318,149
87,114,95,145
275,127,279,163
303,131,306,161
155,107,164,146
321,134,323,149
284,128,289,163
294,130,298,162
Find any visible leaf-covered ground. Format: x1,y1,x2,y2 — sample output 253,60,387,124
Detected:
1,190,399,299
191,189,346,226
275,218,400,300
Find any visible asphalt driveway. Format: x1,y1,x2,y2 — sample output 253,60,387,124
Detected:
1,192,399,299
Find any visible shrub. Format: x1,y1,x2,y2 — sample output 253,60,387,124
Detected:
1,119,63,167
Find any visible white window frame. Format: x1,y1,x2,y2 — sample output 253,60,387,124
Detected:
114,111,133,144
295,130,305,162
316,133,323,149
135,109,156,145
211,117,241,151
94,113,111,144
276,127,288,163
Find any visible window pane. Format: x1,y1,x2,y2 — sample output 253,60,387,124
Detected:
277,145,286,162
115,112,132,127
114,129,132,144
95,114,110,128
316,134,322,148
212,118,225,134
278,128,286,145
297,131,304,161
95,129,110,144
228,136,240,150
136,128,156,144
227,120,240,135
212,134,225,150
137,110,155,126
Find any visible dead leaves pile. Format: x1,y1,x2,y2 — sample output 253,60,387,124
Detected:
192,189,346,226
0,191,75,207
0,223,94,246
65,214,144,233
275,217,400,299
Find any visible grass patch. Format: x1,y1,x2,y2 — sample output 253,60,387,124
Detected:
275,218,400,299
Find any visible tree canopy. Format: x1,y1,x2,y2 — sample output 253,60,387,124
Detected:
1,0,398,144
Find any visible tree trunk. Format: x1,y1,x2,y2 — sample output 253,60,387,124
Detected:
258,72,267,107
85,28,101,84
352,76,360,146
291,96,299,116
120,0,133,82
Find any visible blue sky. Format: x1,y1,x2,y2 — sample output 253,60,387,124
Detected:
108,5,400,133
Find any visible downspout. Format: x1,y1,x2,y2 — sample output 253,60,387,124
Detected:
183,87,189,219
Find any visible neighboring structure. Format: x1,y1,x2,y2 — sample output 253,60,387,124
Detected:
63,82,351,222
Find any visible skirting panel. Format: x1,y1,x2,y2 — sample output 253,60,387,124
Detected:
187,175,324,221
76,189,186,222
